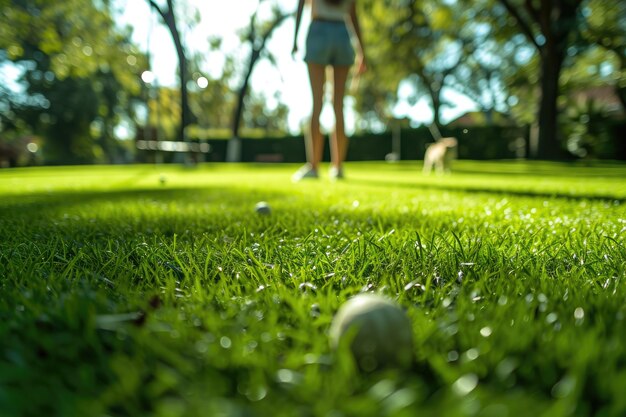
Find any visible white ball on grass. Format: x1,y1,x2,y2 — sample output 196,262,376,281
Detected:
329,294,413,371
255,201,271,215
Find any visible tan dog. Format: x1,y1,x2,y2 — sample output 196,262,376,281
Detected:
423,137,458,174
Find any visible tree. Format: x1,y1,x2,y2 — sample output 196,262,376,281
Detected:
0,0,144,164
581,0,626,109
555,0,626,158
232,0,288,138
357,0,476,130
186,52,289,140
188,55,237,136
242,92,290,135
145,85,183,142
226,0,288,161
447,29,528,124
494,0,584,159
146,0,197,141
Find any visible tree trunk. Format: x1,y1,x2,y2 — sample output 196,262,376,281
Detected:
617,86,626,113
148,0,194,142
176,40,191,141
616,56,626,111
164,12,192,141
535,47,564,160
226,49,258,163
232,50,259,139
426,83,442,132
226,50,255,163
226,9,287,161
431,95,441,130
498,0,582,160
230,12,286,139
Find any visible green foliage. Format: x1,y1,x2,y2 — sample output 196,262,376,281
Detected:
582,0,626,61
231,0,289,138
355,0,625,159
187,49,289,139
145,0,198,139
0,0,146,164
581,0,626,108
358,0,473,127
561,100,621,159
357,0,540,129
2,0,625,163
188,56,238,133
145,86,182,142
1,162,626,416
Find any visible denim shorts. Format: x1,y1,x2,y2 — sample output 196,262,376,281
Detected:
304,20,355,67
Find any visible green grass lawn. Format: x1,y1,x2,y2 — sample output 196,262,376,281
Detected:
1,161,625,417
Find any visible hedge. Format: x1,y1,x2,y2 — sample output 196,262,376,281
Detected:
188,126,529,163
140,123,625,163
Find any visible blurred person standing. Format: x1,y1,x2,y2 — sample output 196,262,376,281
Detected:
292,0,366,181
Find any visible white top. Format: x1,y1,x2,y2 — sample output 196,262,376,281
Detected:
311,0,353,21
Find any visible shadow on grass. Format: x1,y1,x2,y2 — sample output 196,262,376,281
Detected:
0,186,292,218
2,175,624,223
346,177,626,203
0,186,307,242
451,161,626,178
384,160,626,178
3,158,626,225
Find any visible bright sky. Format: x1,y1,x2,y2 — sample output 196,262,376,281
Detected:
113,0,476,134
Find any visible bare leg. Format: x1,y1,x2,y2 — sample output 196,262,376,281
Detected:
307,63,326,171
330,65,350,170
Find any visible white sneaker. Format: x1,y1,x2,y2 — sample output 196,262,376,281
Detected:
329,166,344,180
292,164,319,182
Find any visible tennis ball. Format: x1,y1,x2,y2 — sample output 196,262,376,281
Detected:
329,294,413,371
255,201,271,215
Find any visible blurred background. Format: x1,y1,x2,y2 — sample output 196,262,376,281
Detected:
0,0,624,167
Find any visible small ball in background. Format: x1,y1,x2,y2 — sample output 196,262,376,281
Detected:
329,293,414,371
255,201,271,215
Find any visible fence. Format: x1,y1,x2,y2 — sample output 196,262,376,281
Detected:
136,123,626,163
184,125,531,163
